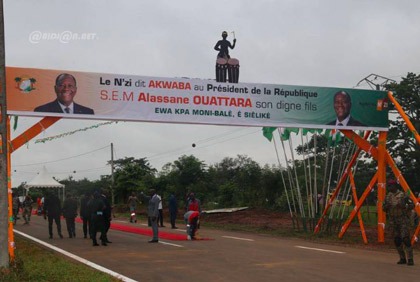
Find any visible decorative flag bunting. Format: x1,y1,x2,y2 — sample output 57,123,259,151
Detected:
35,121,118,143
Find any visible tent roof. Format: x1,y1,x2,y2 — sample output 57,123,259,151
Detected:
24,166,65,188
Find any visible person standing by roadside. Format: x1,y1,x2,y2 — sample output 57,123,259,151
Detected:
168,194,178,229
80,192,92,239
62,194,78,238
157,193,165,227
383,179,415,265
142,189,160,243
22,195,33,225
43,191,63,239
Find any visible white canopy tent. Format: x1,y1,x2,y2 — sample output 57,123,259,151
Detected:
24,166,65,201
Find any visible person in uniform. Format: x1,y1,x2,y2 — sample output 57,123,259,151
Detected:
12,192,21,225
22,195,33,225
383,179,415,265
88,190,107,246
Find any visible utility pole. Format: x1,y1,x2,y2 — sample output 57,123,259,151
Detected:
0,0,9,268
110,143,115,206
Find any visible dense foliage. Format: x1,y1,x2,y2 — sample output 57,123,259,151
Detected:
386,73,420,189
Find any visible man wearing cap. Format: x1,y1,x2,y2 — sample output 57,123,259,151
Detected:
383,179,415,265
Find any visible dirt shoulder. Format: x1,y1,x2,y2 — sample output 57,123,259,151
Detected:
200,207,417,253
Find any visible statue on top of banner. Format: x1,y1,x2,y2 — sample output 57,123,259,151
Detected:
214,31,239,83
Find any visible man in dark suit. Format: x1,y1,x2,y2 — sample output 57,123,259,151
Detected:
43,191,63,239
327,91,365,126
34,73,94,114
141,189,160,243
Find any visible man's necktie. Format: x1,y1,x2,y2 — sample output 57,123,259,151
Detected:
64,107,70,113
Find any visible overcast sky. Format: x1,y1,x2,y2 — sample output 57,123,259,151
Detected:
5,0,420,186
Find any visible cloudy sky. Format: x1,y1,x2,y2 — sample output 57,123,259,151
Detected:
5,0,420,186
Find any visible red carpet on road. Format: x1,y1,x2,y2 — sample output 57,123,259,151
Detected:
75,218,212,241
111,223,188,241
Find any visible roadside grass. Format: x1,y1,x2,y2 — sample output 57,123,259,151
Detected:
0,236,121,282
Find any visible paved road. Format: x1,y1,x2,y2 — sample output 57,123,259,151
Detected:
13,215,418,282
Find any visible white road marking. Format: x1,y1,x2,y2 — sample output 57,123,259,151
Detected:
222,235,254,241
158,241,184,248
14,230,137,282
295,245,345,254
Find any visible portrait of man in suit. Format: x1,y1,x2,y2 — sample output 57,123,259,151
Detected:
327,91,365,126
34,73,94,114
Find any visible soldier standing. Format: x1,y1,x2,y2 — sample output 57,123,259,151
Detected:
12,192,21,225
88,190,107,246
22,195,33,224
383,179,415,265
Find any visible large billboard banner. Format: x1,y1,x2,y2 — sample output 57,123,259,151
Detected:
6,67,389,130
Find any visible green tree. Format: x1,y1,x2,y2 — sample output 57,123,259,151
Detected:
60,176,103,197
160,155,207,205
110,157,156,203
209,155,263,208
386,72,420,190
